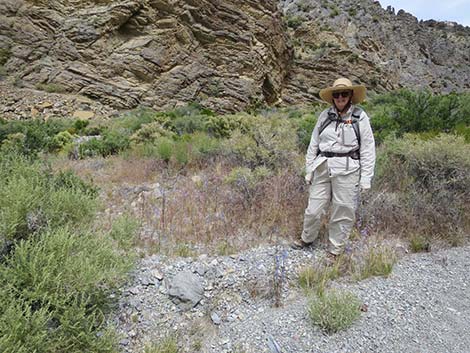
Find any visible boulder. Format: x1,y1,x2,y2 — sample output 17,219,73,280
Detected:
168,271,204,310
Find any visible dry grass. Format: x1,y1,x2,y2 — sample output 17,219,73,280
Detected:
49,155,161,185
49,155,306,254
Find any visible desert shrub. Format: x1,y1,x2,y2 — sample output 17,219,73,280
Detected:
79,129,129,157
131,121,176,144
225,166,271,206
110,107,158,133
409,234,431,253
204,113,251,138
291,109,319,150
308,289,361,333
35,83,66,93
108,214,140,252
0,227,131,353
286,15,304,29
0,118,73,156
0,153,98,241
155,137,173,163
49,130,75,152
223,116,299,170
0,48,11,66
368,90,470,143
67,118,90,135
153,103,214,136
368,134,470,238
129,132,221,165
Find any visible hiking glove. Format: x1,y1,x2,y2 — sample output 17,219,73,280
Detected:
360,178,371,192
305,171,313,185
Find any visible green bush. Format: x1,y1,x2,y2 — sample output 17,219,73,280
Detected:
308,289,361,334
0,227,131,353
79,129,130,158
49,130,75,152
155,137,174,163
204,113,251,138
0,48,11,66
223,116,298,170
370,133,470,237
144,335,179,353
109,214,140,251
286,15,304,29
35,83,66,93
368,90,470,143
409,234,431,253
0,118,73,156
0,153,97,241
71,119,89,133
225,166,271,205
131,121,176,144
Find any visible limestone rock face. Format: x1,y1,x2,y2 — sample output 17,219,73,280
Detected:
0,0,469,114
0,0,291,112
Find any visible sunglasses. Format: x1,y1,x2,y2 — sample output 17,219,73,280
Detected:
332,91,352,99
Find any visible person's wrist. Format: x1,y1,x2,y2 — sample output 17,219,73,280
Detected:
360,177,371,190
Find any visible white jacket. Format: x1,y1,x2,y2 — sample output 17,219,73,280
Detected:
305,105,376,188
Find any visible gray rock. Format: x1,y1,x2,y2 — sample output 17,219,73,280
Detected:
211,312,222,325
168,271,204,310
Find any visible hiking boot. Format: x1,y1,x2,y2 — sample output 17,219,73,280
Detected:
325,252,338,266
290,239,313,250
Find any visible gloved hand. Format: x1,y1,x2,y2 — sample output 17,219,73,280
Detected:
305,171,313,185
360,178,371,193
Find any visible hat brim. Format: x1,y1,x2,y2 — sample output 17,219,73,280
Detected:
319,85,366,104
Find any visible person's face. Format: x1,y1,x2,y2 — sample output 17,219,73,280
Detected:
332,90,352,111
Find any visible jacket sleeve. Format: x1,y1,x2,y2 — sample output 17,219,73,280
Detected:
305,110,326,175
358,111,376,188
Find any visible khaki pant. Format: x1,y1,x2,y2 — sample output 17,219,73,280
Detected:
301,161,360,255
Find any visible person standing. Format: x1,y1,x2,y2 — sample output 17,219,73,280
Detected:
292,78,376,259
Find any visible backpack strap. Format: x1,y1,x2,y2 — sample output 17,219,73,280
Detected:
318,108,339,136
318,107,363,146
351,107,362,147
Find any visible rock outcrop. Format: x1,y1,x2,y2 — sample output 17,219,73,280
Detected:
280,0,470,104
0,0,469,114
0,0,291,113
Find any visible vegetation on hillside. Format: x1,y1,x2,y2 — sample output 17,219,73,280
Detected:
0,89,469,347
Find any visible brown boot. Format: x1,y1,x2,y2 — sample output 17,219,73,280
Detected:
325,252,338,266
290,239,312,250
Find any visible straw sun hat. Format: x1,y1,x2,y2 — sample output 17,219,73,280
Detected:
319,77,366,104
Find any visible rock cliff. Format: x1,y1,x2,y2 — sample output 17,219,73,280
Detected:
0,0,291,113
280,0,470,104
0,0,469,115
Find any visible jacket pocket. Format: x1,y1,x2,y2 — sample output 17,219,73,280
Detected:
341,124,358,147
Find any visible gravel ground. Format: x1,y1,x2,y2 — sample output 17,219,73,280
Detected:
113,244,470,353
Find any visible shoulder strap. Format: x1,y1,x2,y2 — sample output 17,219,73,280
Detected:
318,109,338,136
351,107,362,146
